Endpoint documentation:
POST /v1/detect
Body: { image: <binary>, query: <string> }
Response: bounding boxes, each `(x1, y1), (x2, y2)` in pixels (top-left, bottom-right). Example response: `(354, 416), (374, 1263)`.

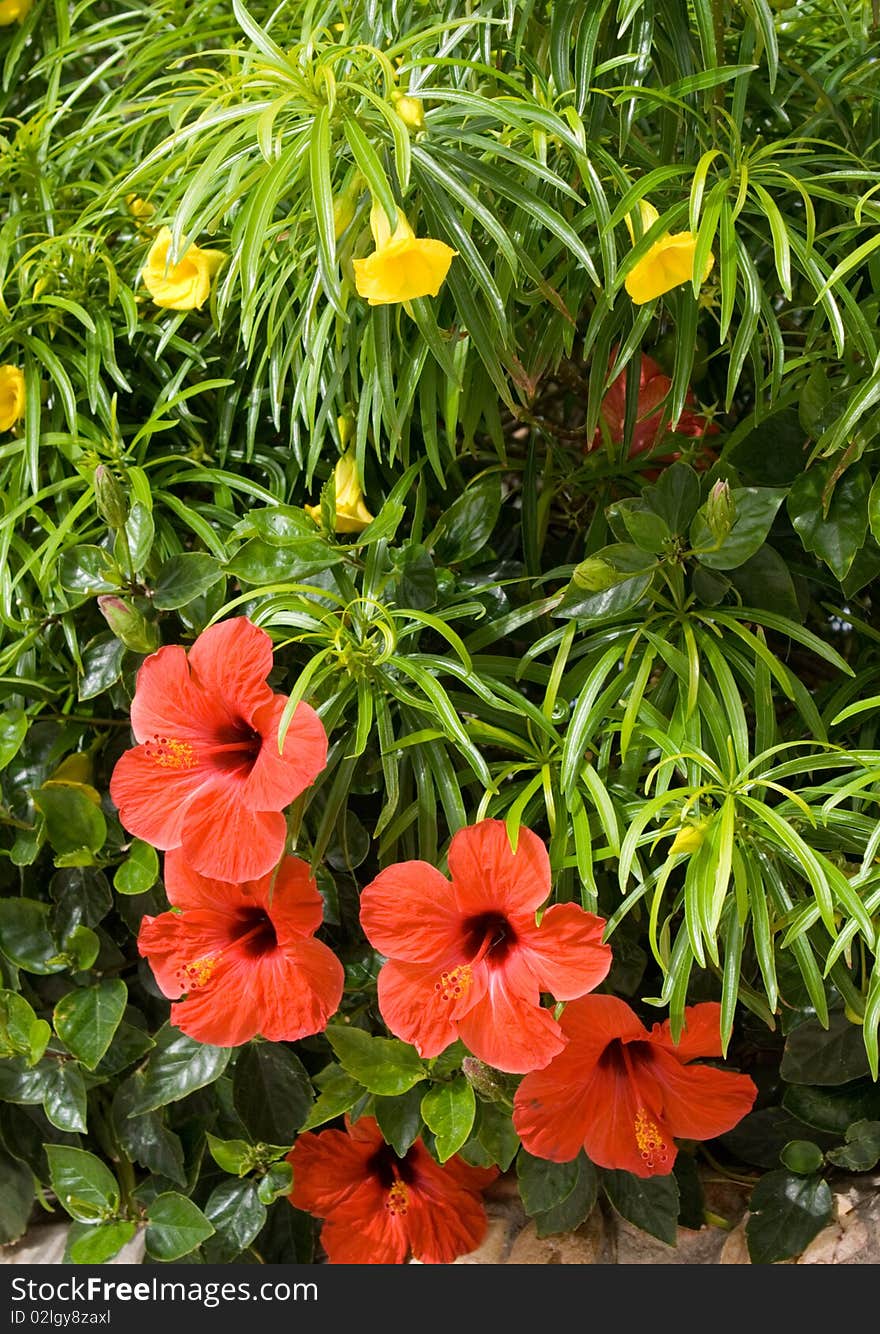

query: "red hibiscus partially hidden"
(288, 1118), (498, 1264)
(359, 819), (612, 1074)
(137, 850), (344, 1046)
(110, 617), (327, 883)
(588, 349), (717, 464)
(513, 996), (757, 1178)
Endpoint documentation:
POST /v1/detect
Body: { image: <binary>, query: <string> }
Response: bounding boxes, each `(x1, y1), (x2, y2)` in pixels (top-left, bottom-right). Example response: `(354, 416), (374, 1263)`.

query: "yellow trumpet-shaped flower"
(126, 194), (156, 222)
(668, 820), (707, 856)
(392, 91), (426, 132)
(624, 199), (714, 305)
(0, 0), (31, 25)
(140, 226), (225, 311)
(352, 204), (456, 306)
(0, 365), (25, 432)
(306, 449), (374, 534)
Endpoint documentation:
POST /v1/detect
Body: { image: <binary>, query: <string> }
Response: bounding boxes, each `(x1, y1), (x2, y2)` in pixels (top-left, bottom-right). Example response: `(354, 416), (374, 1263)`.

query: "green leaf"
(780, 1010), (871, 1086)
(746, 1170), (833, 1264)
(783, 1081), (880, 1135)
(206, 1134), (253, 1176)
(432, 477), (502, 564)
(145, 1192), (215, 1262)
(78, 636), (126, 701)
(96, 1021), (155, 1076)
(0, 709), (28, 771)
(0, 899), (66, 974)
(53, 981), (127, 1070)
(375, 1087), (424, 1157)
(691, 487), (786, 570)
(67, 1220), (137, 1265)
(779, 1140), (824, 1175)
(46, 1146), (119, 1223)
(225, 537), (337, 583)
(257, 1161), (293, 1204)
(326, 1026), (427, 1097)
(826, 1120), (880, 1172)
(232, 1042), (313, 1144)
(517, 1149), (579, 1216)
(298, 1063), (363, 1131)
(0, 989), (50, 1064)
(34, 786), (106, 858)
(112, 1079), (186, 1186)
(788, 462), (871, 581)
(42, 1062), (88, 1133)
(151, 553), (224, 610)
(602, 1168), (680, 1245)
(472, 1101), (520, 1171)
(642, 462), (702, 533)
(420, 1079), (476, 1162)
(726, 544), (801, 621)
(120, 1024), (231, 1116)
(0, 1148), (35, 1245)
(59, 545), (119, 595)
(532, 1154), (599, 1238)
(114, 840), (160, 895)
(203, 1179), (267, 1262)
(720, 1106), (835, 1170)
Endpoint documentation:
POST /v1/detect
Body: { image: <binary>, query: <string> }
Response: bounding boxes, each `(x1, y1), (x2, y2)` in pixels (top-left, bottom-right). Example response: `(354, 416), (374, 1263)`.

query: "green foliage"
(1, 0), (880, 1266)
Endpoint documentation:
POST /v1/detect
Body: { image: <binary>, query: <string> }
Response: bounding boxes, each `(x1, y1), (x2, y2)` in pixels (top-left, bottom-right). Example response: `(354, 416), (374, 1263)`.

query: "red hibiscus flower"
(137, 849), (344, 1046)
(588, 350), (717, 463)
(513, 996), (757, 1178)
(359, 820), (612, 1074)
(109, 617), (327, 883)
(288, 1118), (498, 1264)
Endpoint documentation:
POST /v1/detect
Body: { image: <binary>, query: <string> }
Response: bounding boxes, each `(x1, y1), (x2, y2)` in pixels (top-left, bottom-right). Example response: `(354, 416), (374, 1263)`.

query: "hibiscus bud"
(705, 480), (735, 545)
(94, 465), (129, 529)
(97, 596), (160, 654)
(462, 1056), (507, 1102)
(572, 556), (619, 592)
(392, 91), (425, 132)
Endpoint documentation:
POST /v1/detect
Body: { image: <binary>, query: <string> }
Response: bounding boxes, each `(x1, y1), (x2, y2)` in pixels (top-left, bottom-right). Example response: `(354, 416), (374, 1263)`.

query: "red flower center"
(366, 1142), (417, 1190)
(461, 911), (517, 968)
(229, 906), (278, 958)
(207, 719), (264, 775)
(597, 1037), (654, 1074)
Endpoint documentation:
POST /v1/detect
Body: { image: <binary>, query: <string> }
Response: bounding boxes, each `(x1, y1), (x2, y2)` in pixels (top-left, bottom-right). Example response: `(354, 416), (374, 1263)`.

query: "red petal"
(518, 904), (612, 1000)
(258, 856), (324, 940)
(167, 957), (261, 1046)
(406, 1151), (492, 1263)
(651, 1049), (757, 1140)
(251, 939), (344, 1041)
(579, 1063), (678, 1178)
(288, 1128), (377, 1216)
(513, 1059), (598, 1164)
(448, 821), (551, 920)
(376, 959), (461, 1059)
(137, 909), (226, 998)
(560, 993), (647, 1052)
(648, 1001), (725, 1062)
(359, 861), (461, 963)
(180, 784), (287, 882)
(162, 850), (257, 910)
(128, 645), (219, 743)
(239, 696), (327, 811)
(186, 617), (274, 724)
(109, 746), (206, 850)
(454, 981), (565, 1074)
(319, 1188), (409, 1264)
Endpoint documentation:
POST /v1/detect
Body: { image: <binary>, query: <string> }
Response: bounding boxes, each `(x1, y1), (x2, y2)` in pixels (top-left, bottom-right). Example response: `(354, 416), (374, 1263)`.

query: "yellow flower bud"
(624, 197), (714, 305)
(0, 365), (25, 432)
(0, 0), (32, 25)
(305, 449), (374, 534)
(669, 821), (706, 856)
(392, 92), (425, 132)
(352, 204), (456, 306)
(126, 194), (156, 221)
(140, 226), (225, 311)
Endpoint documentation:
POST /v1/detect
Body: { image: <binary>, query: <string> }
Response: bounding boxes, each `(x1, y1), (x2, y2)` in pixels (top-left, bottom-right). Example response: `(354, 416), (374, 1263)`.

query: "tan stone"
(506, 1208), (606, 1264)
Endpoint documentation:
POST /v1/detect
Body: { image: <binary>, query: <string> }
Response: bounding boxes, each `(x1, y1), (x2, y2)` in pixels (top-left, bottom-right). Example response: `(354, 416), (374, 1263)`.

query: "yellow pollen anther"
(386, 1181), (409, 1216)
(144, 734), (197, 769)
(634, 1107), (669, 1169)
(177, 956), (216, 991)
(433, 964), (473, 1004)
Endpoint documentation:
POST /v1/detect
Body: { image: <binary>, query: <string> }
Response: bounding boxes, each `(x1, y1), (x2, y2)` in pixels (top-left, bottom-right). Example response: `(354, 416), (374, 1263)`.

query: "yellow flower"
(126, 194), (156, 221)
(140, 226), (225, 311)
(306, 449), (374, 534)
(0, 0), (31, 25)
(352, 204), (456, 306)
(668, 820), (707, 856)
(0, 365), (25, 432)
(624, 199), (714, 305)
(392, 91), (425, 132)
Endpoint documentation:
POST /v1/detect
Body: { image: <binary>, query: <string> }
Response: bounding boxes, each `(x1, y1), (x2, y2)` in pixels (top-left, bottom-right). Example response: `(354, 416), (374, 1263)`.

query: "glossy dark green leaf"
(780, 1010), (871, 1085)
(0, 899), (66, 975)
(0, 989), (50, 1065)
(691, 487), (786, 570)
(233, 1042), (313, 1144)
(602, 1168), (680, 1245)
(533, 1154), (599, 1238)
(517, 1149), (580, 1216)
(78, 635), (126, 701)
(112, 1077), (186, 1186)
(151, 553), (224, 610)
(53, 981), (127, 1070)
(225, 538), (337, 584)
(0, 1148), (35, 1244)
(642, 462), (702, 533)
(720, 1106), (835, 1170)
(120, 1024), (231, 1115)
(374, 1086), (424, 1157)
(298, 1063), (363, 1132)
(203, 1178), (267, 1261)
(433, 477), (502, 564)
(59, 545), (119, 594)
(42, 1062), (88, 1133)
(746, 1170), (833, 1264)
(46, 1146), (119, 1222)
(782, 1080), (880, 1135)
(788, 462), (871, 581)
(420, 1078), (475, 1162)
(727, 544), (801, 621)
(145, 1192), (214, 1261)
(826, 1119), (880, 1171)
(0, 710), (28, 771)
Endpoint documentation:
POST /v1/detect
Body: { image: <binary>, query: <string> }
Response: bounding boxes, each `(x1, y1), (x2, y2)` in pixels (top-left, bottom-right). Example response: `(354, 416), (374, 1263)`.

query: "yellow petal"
(625, 231), (714, 304)
(353, 236), (457, 305)
(369, 202), (414, 249)
(0, 364), (25, 432)
(0, 0), (31, 24)
(624, 198), (660, 244)
(140, 226), (225, 310)
(332, 450), (374, 533)
(669, 822), (706, 856)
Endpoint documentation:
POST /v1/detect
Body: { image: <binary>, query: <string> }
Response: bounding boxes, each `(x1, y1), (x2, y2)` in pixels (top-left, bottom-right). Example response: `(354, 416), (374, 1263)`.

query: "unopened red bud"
(97, 596), (160, 654)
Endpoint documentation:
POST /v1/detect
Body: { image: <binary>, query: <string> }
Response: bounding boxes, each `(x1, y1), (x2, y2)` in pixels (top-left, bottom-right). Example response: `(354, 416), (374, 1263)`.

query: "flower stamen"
(433, 965), (473, 1004)
(385, 1181), (409, 1216)
(634, 1106), (669, 1170)
(143, 735), (197, 769)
